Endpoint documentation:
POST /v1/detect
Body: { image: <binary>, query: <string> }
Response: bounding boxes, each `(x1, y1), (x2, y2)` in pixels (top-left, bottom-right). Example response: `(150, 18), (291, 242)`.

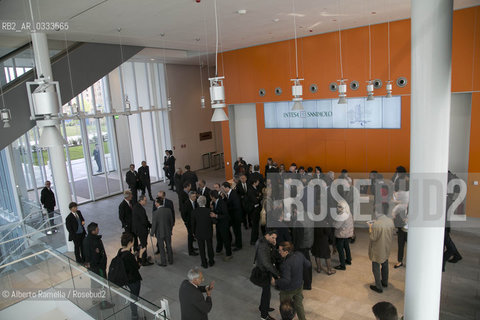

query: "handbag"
(260, 203), (267, 226)
(249, 266), (270, 287)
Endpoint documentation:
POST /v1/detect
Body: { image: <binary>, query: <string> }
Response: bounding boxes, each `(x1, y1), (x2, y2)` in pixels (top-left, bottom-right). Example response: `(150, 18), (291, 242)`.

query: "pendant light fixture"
(290, 0), (303, 110)
(198, 53), (206, 108)
(161, 33), (172, 111)
(366, 24), (375, 101)
(386, 16), (393, 98)
(336, 4), (347, 105)
(209, 0), (228, 122)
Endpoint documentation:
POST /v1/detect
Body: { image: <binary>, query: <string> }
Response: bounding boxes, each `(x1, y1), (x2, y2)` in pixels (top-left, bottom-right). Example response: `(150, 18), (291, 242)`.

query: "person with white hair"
(192, 196), (215, 268)
(179, 267), (215, 320)
(333, 200), (354, 271)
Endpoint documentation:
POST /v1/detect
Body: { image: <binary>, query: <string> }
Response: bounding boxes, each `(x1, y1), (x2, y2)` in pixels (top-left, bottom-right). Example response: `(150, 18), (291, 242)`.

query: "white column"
(404, 1), (453, 319)
(31, 32), (74, 251)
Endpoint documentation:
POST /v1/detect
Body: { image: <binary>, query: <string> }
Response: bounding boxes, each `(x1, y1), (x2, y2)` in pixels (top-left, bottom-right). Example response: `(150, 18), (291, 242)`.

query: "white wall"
(229, 103), (259, 168)
(449, 93), (472, 181)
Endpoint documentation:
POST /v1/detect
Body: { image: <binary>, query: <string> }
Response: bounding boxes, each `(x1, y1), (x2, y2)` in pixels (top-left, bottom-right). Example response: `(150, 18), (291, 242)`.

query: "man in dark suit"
(174, 168), (183, 194)
(197, 180), (211, 208)
(182, 165), (198, 192)
(154, 191), (175, 226)
(248, 178), (264, 245)
(192, 196), (215, 268)
(265, 157), (278, 175)
(119, 190), (138, 250)
(166, 150), (176, 190)
(138, 161), (154, 201)
(250, 165), (266, 189)
(40, 180), (57, 234)
(65, 202), (86, 263)
(181, 190), (199, 256)
(210, 190), (232, 261)
(93, 144), (102, 173)
(151, 198), (174, 266)
(233, 157), (247, 176)
(222, 182), (243, 251)
(235, 174), (250, 230)
(132, 195), (154, 266)
(179, 268), (214, 320)
(126, 164), (140, 202)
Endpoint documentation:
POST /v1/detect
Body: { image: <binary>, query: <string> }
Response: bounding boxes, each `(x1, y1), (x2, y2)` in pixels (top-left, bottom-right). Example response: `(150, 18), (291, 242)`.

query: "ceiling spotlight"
(200, 96), (206, 108)
(366, 80), (374, 101)
(273, 18), (280, 22)
(209, 76), (228, 122)
(337, 79), (347, 104)
(291, 78), (304, 110)
(386, 81), (393, 98)
(167, 97), (172, 111)
(0, 108), (11, 128)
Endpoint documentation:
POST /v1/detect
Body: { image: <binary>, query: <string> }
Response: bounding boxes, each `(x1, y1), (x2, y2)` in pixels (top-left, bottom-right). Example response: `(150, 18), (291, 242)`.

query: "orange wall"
(219, 7), (480, 216)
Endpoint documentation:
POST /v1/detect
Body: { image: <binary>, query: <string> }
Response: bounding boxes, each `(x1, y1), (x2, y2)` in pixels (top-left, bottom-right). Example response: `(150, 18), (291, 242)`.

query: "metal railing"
(0, 246), (170, 319)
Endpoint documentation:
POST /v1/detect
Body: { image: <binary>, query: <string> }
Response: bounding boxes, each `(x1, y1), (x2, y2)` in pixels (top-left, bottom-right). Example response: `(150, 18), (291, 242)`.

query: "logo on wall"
(283, 111), (333, 119)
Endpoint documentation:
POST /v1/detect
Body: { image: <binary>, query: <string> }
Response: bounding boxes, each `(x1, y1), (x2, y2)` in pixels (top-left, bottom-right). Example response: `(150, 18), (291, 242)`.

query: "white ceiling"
(1, 0), (479, 64)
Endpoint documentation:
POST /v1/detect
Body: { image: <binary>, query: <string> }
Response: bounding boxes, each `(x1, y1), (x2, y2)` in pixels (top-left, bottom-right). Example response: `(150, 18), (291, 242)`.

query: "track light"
(0, 108), (11, 128)
(386, 81), (393, 98)
(124, 95), (131, 112)
(200, 96), (206, 108)
(337, 79), (347, 104)
(291, 78), (304, 110)
(167, 97), (172, 111)
(366, 80), (374, 101)
(209, 76), (228, 122)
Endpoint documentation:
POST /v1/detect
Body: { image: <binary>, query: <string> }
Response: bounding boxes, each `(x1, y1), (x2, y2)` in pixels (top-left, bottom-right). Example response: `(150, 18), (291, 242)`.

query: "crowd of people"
(39, 152), (464, 320)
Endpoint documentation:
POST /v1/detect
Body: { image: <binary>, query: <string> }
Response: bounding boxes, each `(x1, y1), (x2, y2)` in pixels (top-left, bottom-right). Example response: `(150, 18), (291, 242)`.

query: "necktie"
(243, 183), (247, 192)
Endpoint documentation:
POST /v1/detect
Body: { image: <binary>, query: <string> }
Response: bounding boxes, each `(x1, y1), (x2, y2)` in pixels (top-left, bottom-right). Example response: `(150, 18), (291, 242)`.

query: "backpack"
(108, 250), (129, 287)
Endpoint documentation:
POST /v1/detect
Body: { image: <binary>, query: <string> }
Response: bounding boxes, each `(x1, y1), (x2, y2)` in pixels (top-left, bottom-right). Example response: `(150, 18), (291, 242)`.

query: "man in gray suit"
(150, 198), (174, 267)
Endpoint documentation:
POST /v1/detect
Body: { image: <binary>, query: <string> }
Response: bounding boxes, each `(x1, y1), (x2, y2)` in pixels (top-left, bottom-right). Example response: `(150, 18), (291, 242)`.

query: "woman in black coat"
(311, 224), (336, 275)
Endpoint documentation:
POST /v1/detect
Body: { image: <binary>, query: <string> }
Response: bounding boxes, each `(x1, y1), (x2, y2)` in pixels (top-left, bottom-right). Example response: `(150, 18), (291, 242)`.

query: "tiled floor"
(6, 167), (480, 319)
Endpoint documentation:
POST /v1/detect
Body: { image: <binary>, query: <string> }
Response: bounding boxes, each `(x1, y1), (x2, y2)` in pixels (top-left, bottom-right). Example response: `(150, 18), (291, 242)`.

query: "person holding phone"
(179, 267), (215, 320)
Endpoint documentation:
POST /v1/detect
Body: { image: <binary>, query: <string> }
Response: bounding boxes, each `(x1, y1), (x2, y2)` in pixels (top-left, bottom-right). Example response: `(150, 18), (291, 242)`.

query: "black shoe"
(201, 263), (208, 269)
(381, 282), (388, 288)
(394, 262), (404, 269)
(189, 252), (199, 256)
(209, 261), (215, 267)
(370, 285), (383, 293)
(233, 247), (242, 252)
(345, 260), (352, 265)
(261, 315), (276, 320)
(259, 307), (275, 313)
(334, 265), (346, 270)
(158, 263), (167, 267)
(448, 256), (462, 263)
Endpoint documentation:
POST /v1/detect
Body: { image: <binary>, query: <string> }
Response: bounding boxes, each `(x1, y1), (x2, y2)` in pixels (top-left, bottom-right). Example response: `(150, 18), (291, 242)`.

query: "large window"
(264, 96), (401, 129)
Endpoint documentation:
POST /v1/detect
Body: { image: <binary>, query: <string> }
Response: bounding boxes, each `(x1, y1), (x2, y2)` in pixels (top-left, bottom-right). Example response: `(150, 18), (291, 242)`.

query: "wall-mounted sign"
(264, 96), (401, 129)
(199, 131), (213, 141)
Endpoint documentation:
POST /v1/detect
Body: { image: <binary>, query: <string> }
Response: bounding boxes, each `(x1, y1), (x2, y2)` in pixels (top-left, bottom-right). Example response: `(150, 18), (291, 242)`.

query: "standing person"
(66, 202), (86, 263)
(182, 165), (198, 192)
(40, 180), (57, 235)
(174, 168), (183, 194)
(197, 180), (211, 208)
(118, 190), (138, 251)
(235, 174), (250, 229)
(181, 190), (199, 256)
(391, 190), (409, 269)
(292, 218), (314, 290)
(154, 191), (175, 226)
(210, 190), (232, 261)
(372, 301), (399, 320)
(151, 198), (174, 266)
(179, 267), (215, 320)
(138, 161), (154, 201)
(83, 222), (114, 310)
(265, 158), (276, 175)
(126, 164), (140, 202)
(248, 178), (263, 245)
(234, 156), (247, 176)
(192, 196), (215, 268)
(222, 182), (243, 251)
(333, 200), (354, 270)
(93, 144), (102, 173)
(132, 195), (154, 266)
(250, 165), (266, 189)
(163, 150), (171, 185)
(255, 230), (280, 320)
(368, 212), (395, 293)
(312, 224), (336, 275)
(167, 150), (176, 190)
(117, 232), (146, 320)
(273, 241), (311, 320)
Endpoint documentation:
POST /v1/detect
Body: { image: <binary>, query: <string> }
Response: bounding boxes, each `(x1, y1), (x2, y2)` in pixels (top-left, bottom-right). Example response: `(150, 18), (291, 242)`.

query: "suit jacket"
(119, 199), (133, 230)
(226, 189), (243, 220)
(40, 187), (56, 210)
(126, 170), (139, 188)
(212, 198), (229, 227)
(198, 187), (211, 207)
(235, 182), (249, 207)
(246, 185), (263, 213)
(249, 172), (266, 189)
(181, 170), (198, 191)
(132, 203), (151, 237)
(181, 198), (197, 224)
(179, 280), (212, 320)
(150, 207), (173, 239)
(165, 156), (176, 172)
(66, 211), (86, 241)
(178, 190), (190, 215)
(153, 198), (175, 225)
(191, 207), (214, 240)
(137, 166), (151, 184)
